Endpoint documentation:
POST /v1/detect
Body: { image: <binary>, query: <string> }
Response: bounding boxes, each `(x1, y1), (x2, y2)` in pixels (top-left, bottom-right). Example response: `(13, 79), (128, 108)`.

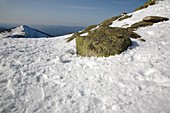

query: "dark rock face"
(118, 15), (132, 21)
(76, 27), (133, 57)
(142, 16), (169, 22)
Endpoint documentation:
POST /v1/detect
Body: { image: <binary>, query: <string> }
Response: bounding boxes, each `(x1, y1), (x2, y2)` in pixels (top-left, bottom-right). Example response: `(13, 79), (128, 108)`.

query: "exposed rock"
(121, 12), (128, 15)
(143, 16), (169, 22)
(99, 15), (122, 27)
(118, 15), (132, 21)
(128, 16), (169, 31)
(76, 27), (132, 57)
(128, 21), (154, 31)
(134, 0), (156, 11)
(139, 38), (146, 42)
(67, 25), (98, 42)
(67, 32), (79, 42)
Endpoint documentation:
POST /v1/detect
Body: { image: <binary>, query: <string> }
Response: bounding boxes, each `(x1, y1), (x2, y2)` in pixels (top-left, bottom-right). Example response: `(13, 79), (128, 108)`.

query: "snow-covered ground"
(0, 0), (170, 113)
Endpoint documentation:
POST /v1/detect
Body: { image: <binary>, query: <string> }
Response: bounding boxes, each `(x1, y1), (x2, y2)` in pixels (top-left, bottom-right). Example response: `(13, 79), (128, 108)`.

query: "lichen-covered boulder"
(76, 27), (132, 57)
(142, 16), (169, 22)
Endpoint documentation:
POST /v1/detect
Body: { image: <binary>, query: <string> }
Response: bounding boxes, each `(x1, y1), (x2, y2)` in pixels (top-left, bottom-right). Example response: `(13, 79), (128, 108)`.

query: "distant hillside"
(0, 25), (52, 38)
(0, 27), (7, 33)
(0, 23), (85, 36)
(34, 25), (85, 36)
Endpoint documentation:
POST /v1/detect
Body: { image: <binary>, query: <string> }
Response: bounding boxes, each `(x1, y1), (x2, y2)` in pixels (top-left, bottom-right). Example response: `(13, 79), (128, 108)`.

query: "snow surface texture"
(0, 0), (170, 113)
(0, 25), (51, 38)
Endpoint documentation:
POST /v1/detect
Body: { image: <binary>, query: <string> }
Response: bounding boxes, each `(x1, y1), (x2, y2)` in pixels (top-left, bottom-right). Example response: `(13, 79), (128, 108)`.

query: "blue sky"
(0, 0), (147, 26)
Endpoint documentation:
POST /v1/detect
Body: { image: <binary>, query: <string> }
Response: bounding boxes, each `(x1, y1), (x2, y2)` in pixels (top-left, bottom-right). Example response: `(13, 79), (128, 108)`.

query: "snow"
(91, 26), (99, 31)
(0, 0), (170, 113)
(80, 32), (88, 36)
(0, 25), (51, 38)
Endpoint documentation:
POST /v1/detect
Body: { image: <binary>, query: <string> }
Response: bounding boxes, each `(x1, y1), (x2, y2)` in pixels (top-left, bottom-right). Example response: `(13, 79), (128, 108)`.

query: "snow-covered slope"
(0, 0), (170, 113)
(110, 0), (170, 28)
(0, 25), (52, 38)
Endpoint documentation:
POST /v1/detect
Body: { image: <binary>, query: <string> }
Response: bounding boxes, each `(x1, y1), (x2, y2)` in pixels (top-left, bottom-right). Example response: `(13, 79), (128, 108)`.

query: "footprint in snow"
(59, 49), (75, 63)
(142, 68), (169, 84)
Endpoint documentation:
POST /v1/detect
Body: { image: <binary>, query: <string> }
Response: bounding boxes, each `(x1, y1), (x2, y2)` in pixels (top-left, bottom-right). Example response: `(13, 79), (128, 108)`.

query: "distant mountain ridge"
(0, 25), (52, 38)
(0, 27), (7, 33)
(0, 23), (85, 36)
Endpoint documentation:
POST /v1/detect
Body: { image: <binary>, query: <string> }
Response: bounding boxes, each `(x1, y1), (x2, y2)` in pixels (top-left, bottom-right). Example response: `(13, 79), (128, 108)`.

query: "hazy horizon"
(0, 23), (85, 36)
(0, 0), (148, 26)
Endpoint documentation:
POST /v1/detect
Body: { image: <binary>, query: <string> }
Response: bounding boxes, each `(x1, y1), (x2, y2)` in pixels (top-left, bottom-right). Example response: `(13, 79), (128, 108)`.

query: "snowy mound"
(0, 25), (52, 38)
(0, 0), (170, 113)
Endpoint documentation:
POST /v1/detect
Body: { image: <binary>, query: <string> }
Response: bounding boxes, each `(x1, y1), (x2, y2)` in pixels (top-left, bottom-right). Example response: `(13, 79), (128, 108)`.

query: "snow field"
(0, 0), (170, 113)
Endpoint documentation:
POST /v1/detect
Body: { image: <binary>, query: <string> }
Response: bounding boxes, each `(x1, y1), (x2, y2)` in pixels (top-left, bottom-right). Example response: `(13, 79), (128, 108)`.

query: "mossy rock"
(100, 15), (122, 27)
(135, 6), (144, 11)
(118, 15), (132, 21)
(67, 25), (98, 42)
(84, 25), (98, 32)
(143, 0), (156, 7)
(80, 24), (98, 35)
(76, 27), (133, 57)
(128, 16), (169, 31)
(67, 32), (79, 42)
(128, 21), (154, 31)
(107, 27), (141, 39)
(134, 0), (156, 11)
(143, 16), (169, 22)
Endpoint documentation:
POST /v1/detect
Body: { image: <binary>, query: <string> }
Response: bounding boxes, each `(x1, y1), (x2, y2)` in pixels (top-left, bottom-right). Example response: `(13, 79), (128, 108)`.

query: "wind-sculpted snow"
(0, 0), (170, 113)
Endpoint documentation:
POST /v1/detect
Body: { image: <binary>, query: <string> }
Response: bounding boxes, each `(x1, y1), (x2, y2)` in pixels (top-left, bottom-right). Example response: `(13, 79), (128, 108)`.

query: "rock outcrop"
(128, 16), (169, 31)
(142, 16), (169, 22)
(76, 27), (133, 57)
